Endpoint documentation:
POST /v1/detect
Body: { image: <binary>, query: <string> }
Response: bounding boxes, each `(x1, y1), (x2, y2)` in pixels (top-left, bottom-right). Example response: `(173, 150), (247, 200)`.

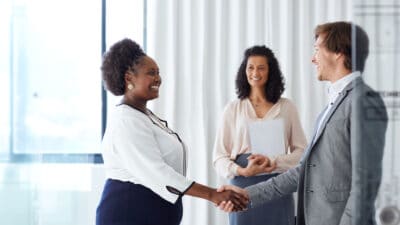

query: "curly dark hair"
(101, 38), (146, 96)
(235, 45), (285, 103)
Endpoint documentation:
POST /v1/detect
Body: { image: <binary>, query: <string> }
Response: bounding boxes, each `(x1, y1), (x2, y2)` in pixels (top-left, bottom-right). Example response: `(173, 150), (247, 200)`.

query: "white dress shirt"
(315, 71), (361, 135)
(101, 104), (193, 204)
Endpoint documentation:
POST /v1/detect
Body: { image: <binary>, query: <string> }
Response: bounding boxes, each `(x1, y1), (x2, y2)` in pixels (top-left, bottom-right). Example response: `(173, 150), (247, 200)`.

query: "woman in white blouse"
(213, 45), (307, 225)
(96, 39), (248, 225)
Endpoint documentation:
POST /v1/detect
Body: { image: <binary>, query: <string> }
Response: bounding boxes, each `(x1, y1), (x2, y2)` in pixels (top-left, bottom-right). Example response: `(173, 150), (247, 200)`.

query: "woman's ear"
(125, 72), (136, 89)
(125, 72), (132, 82)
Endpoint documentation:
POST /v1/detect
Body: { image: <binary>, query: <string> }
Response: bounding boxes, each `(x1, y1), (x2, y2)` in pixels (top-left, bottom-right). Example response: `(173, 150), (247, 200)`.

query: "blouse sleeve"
(111, 114), (194, 204)
(273, 100), (307, 173)
(212, 103), (239, 179)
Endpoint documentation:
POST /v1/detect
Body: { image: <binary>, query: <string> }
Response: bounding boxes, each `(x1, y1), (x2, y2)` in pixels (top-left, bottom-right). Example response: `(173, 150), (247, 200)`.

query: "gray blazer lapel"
(310, 78), (358, 148)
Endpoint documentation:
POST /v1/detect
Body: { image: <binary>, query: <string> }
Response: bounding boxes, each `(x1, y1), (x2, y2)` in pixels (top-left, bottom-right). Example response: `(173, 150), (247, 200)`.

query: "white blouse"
(101, 104), (193, 204)
(213, 98), (307, 179)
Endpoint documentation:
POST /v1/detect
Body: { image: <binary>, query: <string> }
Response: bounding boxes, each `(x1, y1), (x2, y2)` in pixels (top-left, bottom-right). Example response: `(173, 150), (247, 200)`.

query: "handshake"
(210, 154), (276, 212)
(190, 154), (274, 212)
(212, 185), (249, 212)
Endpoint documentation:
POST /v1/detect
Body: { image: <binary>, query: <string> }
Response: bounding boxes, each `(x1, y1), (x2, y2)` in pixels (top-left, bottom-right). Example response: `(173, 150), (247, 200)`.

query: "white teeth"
(252, 77), (261, 81)
(151, 86), (159, 90)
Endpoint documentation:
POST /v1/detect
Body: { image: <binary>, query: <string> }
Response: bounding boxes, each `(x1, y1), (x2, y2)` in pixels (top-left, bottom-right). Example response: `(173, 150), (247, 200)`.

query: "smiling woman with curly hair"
(213, 45), (307, 225)
(96, 38), (249, 225)
(235, 46), (285, 103)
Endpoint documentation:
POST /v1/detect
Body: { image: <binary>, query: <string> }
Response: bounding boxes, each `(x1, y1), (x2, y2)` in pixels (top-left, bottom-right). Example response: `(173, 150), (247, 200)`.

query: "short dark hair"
(315, 21), (369, 72)
(101, 38), (146, 96)
(235, 45), (285, 103)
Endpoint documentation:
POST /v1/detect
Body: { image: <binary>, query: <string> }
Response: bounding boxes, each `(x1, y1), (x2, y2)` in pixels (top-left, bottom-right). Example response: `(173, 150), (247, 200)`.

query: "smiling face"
(311, 34), (337, 82)
(127, 56), (162, 101)
(246, 55), (269, 88)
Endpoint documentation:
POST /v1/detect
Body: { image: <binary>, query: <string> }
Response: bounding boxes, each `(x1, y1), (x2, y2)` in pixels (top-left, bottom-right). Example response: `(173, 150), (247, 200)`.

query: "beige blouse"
(212, 97), (307, 179)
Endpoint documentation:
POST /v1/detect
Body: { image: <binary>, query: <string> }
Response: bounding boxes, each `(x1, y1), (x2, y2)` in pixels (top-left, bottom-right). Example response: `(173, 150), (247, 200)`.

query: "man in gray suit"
(218, 21), (388, 225)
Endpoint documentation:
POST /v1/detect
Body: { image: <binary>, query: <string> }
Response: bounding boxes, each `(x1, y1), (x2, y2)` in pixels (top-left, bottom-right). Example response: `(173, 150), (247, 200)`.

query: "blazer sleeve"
(245, 163), (300, 208)
(112, 115), (194, 204)
(340, 87), (388, 225)
(212, 103), (239, 179)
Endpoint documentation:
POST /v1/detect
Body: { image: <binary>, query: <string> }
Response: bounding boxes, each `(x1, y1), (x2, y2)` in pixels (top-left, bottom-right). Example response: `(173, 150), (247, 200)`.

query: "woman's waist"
(105, 169), (141, 184)
(102, 178), (183, 203)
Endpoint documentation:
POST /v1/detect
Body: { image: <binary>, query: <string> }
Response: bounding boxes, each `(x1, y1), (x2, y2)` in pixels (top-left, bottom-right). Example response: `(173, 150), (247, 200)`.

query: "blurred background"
(0, 0), (398, 224)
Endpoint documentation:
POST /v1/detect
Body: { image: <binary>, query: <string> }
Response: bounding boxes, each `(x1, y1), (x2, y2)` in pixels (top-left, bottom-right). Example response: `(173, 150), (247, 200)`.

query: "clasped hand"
(215, 185), (249, 212)
(238, 154), (276, 177)
(209, 187), (249, 212)
(209, 154), (276, 212)
(213, 154), (276, 212)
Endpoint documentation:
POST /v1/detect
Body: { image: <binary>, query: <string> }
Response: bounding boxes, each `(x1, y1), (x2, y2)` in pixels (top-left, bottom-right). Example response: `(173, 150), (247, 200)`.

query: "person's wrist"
(238, 167), (250, 177)
(208, 189), (218, 203)
(269, 156), (277, 164)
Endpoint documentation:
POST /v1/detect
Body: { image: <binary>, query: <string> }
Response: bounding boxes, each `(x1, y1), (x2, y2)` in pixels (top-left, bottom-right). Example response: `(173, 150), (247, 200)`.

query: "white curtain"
(146, 1), (352, 224)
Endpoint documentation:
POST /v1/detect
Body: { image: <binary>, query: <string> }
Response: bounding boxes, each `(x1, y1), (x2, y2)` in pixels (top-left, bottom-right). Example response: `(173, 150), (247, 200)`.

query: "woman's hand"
(184, 182), (248, 211)
(216, 185), (250, 212)
(209, 187), (249, 211)
(248, 154), (277, 173)
(237, 154), (276, 176)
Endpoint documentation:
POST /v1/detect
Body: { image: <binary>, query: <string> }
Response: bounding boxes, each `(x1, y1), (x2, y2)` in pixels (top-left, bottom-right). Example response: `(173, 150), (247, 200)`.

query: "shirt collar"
(327, 71), (361, 103)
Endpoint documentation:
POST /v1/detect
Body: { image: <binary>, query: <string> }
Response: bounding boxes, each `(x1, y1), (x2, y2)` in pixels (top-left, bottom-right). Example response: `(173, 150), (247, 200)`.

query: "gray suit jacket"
(246, 77), (388, 225)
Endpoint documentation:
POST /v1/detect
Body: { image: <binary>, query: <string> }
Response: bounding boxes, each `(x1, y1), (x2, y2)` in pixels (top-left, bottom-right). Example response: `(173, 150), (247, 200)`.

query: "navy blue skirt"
(229, 154), (295, 225)
(96, 179), (183, 225)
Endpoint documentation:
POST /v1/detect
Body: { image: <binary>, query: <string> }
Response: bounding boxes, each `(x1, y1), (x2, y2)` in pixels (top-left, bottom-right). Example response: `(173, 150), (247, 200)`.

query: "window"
(105, 0), (145, 121)
(0, 1), (145, 224)
(0, 0), (145, 162)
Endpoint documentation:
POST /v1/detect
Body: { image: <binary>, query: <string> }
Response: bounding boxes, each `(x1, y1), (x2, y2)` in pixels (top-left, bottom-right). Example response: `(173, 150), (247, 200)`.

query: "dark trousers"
(96, 179), (183, 225)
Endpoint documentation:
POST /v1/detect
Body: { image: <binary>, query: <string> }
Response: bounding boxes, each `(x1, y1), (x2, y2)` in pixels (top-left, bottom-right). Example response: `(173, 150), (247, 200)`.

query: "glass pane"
(0, 0), (12, 156)
(353, 0), (400, 224)
(8, 0), (102, 153)
(0, 1), (144, 225)
(0, 163), (104, 225)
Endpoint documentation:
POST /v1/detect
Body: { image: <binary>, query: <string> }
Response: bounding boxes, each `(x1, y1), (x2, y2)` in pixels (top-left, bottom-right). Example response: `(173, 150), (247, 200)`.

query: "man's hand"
(215, 185), (249, 212)
(209, 187), (249, 211)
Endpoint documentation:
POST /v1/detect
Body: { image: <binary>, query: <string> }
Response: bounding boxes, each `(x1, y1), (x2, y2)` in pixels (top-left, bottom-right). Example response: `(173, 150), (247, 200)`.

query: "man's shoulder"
(352, 79), (385, 106)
